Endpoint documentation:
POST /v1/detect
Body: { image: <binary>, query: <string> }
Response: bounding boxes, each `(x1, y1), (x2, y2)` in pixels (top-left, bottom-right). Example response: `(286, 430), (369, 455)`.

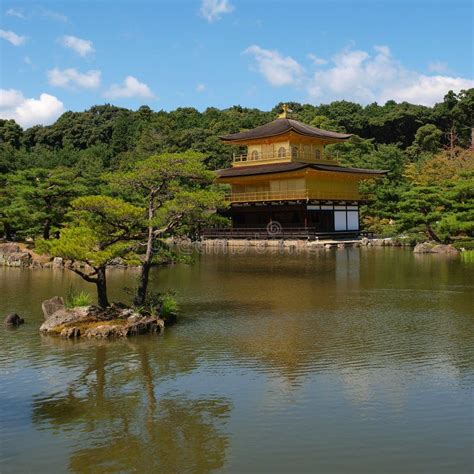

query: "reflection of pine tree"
(31, 343), (231, 473)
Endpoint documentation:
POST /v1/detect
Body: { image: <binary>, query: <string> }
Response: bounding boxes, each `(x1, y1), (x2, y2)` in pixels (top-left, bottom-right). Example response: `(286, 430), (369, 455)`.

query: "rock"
(413, 242), (435, 253)
(124, 317), (161, 336)
(0, 243), (33, 267)
(127, 313), (142, 323)
(84, 324), (125, 338)
(0, 243), (21, 254)
(41, 296), (65, 320)
(39, 307), (89, 334)
(431, 244), (459, 255)
(0, 251), (32, 267)
(4, 313), (24, 326)
(60, 327), (81, 338)
(52, 257), (64, 268)
(39, 302), (167, 338)
(414, 243), (459, 255)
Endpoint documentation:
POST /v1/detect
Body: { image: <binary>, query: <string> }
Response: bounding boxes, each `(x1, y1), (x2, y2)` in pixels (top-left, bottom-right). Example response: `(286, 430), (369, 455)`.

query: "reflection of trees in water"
(189, 251), (473, 391)
(32, 344), (231, 473)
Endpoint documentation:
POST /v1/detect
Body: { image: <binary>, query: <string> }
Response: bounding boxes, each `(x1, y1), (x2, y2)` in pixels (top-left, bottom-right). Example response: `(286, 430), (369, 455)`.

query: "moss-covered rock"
(40, 300), (170, 338)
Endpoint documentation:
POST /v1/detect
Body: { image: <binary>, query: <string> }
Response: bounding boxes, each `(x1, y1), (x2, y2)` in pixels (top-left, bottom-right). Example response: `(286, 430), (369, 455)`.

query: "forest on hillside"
(1, 89), (473, 246)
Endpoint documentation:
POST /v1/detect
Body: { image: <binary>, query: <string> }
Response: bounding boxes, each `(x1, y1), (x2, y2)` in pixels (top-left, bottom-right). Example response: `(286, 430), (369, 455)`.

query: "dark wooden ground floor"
(218, 201), (360, 233)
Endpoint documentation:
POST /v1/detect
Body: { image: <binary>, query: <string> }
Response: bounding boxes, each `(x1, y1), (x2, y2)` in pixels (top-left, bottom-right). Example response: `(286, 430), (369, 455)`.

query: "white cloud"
(309, 45), (474, 105)
(196, 83), (206, 92)
(6, 8), (26, 19)
(0, 29), (26, 46)
(41, 9), (68, 22)
(244, 45), (304, 87)
(200, 0), (234, 22)
(47, 68), (101, 89)
(0, 89), (65, 128)
(428, 61), (450, 74)
(307, 53), (327, 66)
(380, 75), (474, 105)
(104, 76), (155, 99)
(373, 45), (390, 56)
(246, 43), (474, 106)
(59, 35), (94, 57)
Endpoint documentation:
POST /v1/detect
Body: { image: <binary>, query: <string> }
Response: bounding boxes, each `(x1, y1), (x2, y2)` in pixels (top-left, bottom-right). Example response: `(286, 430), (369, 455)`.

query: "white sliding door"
(347, 211), (359, 231)
(334, 211), (347, 231)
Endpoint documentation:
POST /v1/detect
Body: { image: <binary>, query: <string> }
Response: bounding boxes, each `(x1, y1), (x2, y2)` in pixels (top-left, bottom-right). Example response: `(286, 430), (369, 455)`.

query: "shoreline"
(0, 237), (462, 270)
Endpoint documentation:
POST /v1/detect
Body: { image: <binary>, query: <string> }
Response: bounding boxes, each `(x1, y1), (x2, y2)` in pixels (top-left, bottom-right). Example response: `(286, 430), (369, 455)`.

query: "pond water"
(0, 248), (473, 473)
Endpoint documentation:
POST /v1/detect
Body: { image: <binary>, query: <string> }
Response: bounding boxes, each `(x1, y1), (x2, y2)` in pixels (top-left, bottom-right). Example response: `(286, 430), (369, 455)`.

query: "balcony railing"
(225, 189), (369, 203)
(233, 148), (325, 164)
(201, 227), (369, 240)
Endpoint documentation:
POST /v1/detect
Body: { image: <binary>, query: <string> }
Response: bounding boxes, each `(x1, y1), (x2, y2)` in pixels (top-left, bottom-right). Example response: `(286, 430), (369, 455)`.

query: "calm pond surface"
(0, 248), (473, 473)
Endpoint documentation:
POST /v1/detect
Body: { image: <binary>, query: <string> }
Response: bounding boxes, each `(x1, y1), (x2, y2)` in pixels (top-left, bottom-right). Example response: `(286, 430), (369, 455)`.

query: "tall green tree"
(406, 124), (443, 158)
(39, 196), (143, 307)
(107, 152), (225, 307)
(6, 167), (86, 239)
(398, 185), (447, 241)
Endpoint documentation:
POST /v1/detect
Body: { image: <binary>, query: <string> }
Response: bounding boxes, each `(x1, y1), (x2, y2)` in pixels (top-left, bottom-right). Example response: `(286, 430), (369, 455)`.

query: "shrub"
(452, 240), (474, 251)
(160, 293), (179, 318)
(392, 233), (426, 246)
(134, 291), (179, 318)
(65, 286), (92, 308)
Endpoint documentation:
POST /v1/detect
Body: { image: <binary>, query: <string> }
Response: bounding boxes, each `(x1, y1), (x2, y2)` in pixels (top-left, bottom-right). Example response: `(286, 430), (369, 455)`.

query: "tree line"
(0, 90), (473, 304)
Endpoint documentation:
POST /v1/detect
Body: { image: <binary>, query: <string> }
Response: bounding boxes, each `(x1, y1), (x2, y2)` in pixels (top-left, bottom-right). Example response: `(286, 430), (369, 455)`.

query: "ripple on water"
(0, 249), (473, 473)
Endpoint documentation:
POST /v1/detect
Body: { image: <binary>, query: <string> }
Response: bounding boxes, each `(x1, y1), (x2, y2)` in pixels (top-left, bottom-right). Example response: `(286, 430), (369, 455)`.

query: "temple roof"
(220, 118), (352, 143)
(217, 162), (388, 178)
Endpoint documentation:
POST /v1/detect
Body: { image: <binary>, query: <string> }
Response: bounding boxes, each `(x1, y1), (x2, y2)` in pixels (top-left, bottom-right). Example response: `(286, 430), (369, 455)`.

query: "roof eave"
(219, 129), (352, 144)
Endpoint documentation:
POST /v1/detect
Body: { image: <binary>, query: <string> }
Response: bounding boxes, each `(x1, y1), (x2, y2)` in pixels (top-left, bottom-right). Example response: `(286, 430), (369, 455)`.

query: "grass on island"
(65, 287), (93, 308)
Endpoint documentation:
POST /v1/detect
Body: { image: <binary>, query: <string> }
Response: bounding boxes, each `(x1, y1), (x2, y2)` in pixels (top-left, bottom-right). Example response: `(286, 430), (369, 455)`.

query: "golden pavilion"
(215, 106), (387, 237)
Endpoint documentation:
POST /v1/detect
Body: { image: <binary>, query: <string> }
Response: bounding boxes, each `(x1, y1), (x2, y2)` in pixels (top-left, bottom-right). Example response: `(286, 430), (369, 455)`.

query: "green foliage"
(0, 119), (23, 148)
(1, 91), (473, 245)
(309, 115), (344, 132)
(160, 293), (179, 318)
(135, 291), (179, 318)
(37, 195), (145, 307)
(65, 287), (93, 308)
(0, 167), (87, 239)
(107, 151), (226, 238)
(406, 124), (443, 158)
(39, 195), (144, 267)
(398, 185), (448, 241)
(452, 240), (474, 251)
(460, 250), (474, 263)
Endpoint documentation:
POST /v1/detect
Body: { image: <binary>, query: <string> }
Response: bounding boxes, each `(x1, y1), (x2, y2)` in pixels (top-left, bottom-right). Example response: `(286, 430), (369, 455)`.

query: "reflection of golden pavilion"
(216, 106), (387, 236)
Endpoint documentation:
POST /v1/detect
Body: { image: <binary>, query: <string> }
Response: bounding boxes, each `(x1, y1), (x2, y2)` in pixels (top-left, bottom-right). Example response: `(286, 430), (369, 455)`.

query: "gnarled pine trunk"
(95, 267), (109, 308)
(134, 225), (154, 307)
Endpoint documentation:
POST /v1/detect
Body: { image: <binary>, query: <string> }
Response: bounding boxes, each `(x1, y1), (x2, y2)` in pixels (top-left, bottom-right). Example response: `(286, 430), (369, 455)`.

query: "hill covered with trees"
(1, 89), (473, 244)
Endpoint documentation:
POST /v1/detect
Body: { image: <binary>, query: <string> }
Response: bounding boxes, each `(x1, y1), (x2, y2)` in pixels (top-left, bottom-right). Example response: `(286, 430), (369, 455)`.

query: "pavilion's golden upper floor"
(220, 117), (352, 167)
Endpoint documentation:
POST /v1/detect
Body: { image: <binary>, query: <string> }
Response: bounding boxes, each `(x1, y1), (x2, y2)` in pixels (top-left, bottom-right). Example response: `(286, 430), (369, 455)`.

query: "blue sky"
(1, 0), (473, 128)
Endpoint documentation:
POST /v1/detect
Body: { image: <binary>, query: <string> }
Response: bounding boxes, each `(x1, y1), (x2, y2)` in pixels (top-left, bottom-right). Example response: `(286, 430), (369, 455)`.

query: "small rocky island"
(40, 296), (174, 339)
